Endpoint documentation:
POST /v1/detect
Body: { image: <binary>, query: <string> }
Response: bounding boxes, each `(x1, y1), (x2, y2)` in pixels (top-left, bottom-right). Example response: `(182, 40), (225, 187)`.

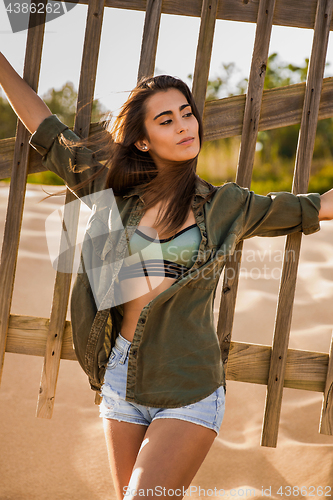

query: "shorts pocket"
(106, 347), (123, 370)
(216, 386), (226, 409)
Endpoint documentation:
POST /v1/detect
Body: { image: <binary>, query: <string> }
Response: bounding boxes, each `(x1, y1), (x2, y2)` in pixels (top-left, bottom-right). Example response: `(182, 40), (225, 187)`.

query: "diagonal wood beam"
(0, 3), (47, 387)
(3, 77), (333, 181)
(217, 0), (278, 379)
(261, 0), (333, 448)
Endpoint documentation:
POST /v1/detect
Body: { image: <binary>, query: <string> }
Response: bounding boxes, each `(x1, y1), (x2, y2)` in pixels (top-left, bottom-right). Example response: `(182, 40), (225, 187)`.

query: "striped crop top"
(118, 223), (202, 281)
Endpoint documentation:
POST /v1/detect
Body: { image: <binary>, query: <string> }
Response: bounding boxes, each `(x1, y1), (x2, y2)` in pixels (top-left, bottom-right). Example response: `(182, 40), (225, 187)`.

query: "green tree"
(255, 55), (333, 194)
(256, 53), (308, 165)
(188, 62), (248, 101)
(263, 52), (309, 89)
(42, 82), (105, 128)
(196, 54), (333, 194)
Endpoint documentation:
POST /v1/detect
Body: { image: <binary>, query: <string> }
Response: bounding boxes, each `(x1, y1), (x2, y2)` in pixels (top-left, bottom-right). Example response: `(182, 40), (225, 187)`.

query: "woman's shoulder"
(208, 180), (249, 200)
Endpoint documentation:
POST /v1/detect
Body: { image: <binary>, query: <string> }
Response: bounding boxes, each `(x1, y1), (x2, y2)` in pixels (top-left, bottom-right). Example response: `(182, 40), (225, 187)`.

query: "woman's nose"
(176, 118), (186, 134)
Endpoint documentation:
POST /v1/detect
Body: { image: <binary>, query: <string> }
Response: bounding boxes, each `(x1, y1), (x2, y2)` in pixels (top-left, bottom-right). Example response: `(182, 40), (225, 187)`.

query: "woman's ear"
(134, 140), (149, 152)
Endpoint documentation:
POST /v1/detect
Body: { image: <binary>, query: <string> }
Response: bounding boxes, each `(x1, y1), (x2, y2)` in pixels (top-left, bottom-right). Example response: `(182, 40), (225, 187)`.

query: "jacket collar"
(122, 176), (214, 203)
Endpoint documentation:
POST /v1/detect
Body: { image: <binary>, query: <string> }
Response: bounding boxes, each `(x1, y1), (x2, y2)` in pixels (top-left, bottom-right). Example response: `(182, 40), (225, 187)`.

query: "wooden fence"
(0, 0), (333, 448)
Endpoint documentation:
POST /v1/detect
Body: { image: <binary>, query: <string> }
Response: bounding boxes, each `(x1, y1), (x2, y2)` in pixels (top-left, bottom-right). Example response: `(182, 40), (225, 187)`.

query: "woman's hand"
(0, 52), (52, 134)
(319, 188), (333, 221)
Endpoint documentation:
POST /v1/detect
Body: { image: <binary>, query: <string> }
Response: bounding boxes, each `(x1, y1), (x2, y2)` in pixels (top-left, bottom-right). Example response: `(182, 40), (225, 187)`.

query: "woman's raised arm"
(319, 188), (333, 221)
(0, 52), (52, 134)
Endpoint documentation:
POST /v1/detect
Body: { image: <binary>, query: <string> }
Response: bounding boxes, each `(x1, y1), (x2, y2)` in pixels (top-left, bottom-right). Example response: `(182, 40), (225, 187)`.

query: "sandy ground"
(0, 182), (333, 500)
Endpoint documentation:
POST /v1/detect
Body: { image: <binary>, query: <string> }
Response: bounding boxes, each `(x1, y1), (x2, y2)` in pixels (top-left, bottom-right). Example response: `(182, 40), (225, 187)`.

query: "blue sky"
(1, 2), (333, 115)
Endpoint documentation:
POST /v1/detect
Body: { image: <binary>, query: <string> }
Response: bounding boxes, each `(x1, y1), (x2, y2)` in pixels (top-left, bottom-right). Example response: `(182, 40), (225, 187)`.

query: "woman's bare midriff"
(119, 203), (197, 342)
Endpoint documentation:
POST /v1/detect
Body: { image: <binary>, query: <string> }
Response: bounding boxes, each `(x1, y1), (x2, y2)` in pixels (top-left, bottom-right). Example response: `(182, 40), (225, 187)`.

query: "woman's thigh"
(100, 335), (223, 498)
(125, 418), (217, 500)
(103, 418), (148, 500)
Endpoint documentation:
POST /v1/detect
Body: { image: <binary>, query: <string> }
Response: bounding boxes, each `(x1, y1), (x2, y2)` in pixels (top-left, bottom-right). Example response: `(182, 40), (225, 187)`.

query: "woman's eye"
(160, 112), (192, 125)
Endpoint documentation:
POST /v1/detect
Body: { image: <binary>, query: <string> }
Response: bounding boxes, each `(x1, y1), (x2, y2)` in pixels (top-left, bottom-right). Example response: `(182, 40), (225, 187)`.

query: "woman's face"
(135, 88), (200, 169)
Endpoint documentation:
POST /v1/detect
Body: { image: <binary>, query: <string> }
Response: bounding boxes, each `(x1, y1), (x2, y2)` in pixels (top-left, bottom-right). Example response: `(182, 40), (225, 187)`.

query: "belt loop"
(121, 347), (127, 363)
(119, 337), (131, 364)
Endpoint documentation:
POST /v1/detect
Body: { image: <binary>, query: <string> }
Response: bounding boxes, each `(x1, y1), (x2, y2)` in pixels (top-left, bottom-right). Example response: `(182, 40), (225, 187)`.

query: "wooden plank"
(191, 0), (219, 118)
(319, 330), (333, 434)
(227, 342), (329, 393)
(5, 317), (329, 392)
(261, 0), (333, 449)
(203, 78), (331, 141)
(260, 233), (302, 445)
(36, 0), (105, 419)
(217, 258), (242, 365)
(137, 0), (163, 81)
(3, 77), (333, 180)
(194, 0), (231, 361)
(6, 315), (76, 360)
(64, 0), (333, 31)
(0, 138), (16, 179)
(36, 189), (80, 418)
(217, 0), (277, 371)
(76, 1), (106, 139)
(237, 0), (277, 186)
(0, 122), (105, 179)
(0, 3), (47, 386)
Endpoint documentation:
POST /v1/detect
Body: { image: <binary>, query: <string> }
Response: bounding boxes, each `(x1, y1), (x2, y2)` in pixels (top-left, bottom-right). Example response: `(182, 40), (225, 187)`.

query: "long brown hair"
(66, 75), (217, 237)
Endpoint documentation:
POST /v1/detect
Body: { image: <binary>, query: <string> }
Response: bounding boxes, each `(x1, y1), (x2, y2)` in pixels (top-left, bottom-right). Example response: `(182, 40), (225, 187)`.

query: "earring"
(142, 145), (148, 151)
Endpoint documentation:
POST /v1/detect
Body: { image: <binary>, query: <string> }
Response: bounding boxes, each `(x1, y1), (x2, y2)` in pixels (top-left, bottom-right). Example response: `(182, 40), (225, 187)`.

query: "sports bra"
(118, 223), (202, 281)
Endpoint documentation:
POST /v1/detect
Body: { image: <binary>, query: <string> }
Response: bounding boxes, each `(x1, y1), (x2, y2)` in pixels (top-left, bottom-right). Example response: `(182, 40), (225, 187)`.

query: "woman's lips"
(177, 137), (195, 145)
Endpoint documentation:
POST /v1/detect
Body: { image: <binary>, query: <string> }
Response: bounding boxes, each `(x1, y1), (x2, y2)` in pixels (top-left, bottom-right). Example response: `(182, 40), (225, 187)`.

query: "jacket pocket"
(86, 214), (115, 261)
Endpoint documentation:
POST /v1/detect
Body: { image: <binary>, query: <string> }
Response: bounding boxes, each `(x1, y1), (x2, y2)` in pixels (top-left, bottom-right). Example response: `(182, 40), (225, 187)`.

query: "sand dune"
(0, 182), (332, 499)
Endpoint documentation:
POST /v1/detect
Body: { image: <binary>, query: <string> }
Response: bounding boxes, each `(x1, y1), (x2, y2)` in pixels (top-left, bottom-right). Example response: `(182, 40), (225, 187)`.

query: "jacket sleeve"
(29, 114), (108, 204)
(238, 186), (321, 239)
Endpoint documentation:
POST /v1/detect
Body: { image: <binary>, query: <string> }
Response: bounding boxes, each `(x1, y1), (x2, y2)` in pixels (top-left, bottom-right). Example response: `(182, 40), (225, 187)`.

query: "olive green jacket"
(29, 115), (321, 408)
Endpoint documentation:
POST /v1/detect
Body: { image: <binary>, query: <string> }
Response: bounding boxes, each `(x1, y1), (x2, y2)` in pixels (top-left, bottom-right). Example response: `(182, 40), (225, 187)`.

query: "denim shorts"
(99, 333), (226, 436)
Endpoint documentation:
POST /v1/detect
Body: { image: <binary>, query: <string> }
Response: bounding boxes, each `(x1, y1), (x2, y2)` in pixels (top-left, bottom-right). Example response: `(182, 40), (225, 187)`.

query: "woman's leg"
(103, 418), (148, 500)
(125, 418), (217, 499)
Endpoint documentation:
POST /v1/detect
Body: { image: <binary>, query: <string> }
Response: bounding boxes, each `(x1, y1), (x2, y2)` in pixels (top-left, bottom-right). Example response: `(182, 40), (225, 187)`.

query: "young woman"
(1, 52), (333, 500)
